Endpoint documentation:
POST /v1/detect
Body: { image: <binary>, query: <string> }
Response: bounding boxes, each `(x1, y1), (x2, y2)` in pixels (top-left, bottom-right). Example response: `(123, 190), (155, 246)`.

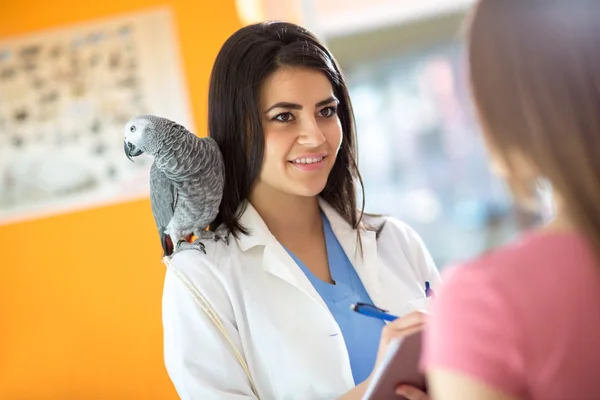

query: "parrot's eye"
(130, 125), (136, 133)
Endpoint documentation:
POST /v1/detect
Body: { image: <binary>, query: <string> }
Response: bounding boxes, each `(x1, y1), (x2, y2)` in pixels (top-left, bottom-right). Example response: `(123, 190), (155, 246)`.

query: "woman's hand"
(373, 311), (430, 400)
(337, 311), (430, 400)
(395, 384), (429, 400)
(373, 311), (424, 368)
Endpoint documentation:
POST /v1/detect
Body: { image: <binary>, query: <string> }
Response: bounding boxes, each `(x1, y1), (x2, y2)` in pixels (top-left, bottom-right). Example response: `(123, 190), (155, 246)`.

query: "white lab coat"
(162, 198), (442, 400)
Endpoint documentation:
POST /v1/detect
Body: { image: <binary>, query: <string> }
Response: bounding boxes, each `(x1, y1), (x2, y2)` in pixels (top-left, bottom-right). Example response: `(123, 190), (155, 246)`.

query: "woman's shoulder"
(165, 232), (239, 284)
(363, 212), (426, 248)
(362, 212), (439, 282)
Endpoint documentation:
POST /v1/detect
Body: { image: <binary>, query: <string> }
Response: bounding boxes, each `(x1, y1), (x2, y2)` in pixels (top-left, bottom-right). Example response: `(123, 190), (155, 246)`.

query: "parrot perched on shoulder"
(123, 114), (227, 257)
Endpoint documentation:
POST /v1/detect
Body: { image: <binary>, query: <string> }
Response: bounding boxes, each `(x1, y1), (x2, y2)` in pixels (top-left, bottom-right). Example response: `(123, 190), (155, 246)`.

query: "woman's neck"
(542, 193), (575, 233)
(543, 212), (575, 233)
(248, 187), (323, 238)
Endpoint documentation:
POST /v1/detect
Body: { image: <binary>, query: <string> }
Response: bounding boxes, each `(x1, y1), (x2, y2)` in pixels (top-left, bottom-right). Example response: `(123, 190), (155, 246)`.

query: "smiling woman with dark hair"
(161, 21), (440, 400)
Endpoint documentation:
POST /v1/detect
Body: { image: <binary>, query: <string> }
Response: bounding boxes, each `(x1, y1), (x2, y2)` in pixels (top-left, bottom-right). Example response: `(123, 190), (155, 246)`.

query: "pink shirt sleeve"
(420, 264), (527, 397)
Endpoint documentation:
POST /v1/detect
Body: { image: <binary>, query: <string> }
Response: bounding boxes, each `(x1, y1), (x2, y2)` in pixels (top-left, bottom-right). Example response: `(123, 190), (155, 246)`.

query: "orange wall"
(0, 1), (241, 398)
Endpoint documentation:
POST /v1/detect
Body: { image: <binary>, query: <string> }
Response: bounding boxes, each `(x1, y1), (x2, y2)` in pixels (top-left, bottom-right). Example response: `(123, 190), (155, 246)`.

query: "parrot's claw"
(197, 230), (229, 246)
(175, 239), (206, 254)
(173, 231), (229, 255)
(210, 232), (229, 245)
(192, 239), (207, 254)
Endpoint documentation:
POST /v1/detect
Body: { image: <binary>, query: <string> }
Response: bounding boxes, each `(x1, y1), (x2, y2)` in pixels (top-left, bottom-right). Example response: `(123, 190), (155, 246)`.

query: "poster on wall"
(0, 7), (194, 226)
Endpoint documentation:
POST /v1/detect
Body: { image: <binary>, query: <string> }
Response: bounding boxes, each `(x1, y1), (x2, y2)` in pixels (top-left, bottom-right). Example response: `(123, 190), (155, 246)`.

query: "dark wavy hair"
(208, 21), (370, 238)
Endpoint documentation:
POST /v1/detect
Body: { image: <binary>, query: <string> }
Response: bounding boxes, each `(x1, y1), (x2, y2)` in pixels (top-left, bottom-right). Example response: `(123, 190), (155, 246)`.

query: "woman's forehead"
(260, 67), (334, 106)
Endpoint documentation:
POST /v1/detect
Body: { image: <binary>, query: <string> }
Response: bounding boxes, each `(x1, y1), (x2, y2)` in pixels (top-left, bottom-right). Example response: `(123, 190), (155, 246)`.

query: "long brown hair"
(467, 0), (600, 258)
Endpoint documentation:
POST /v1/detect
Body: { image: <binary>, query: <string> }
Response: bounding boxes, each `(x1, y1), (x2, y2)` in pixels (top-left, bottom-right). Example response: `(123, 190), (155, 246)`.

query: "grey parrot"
(123, 114), (227, 257)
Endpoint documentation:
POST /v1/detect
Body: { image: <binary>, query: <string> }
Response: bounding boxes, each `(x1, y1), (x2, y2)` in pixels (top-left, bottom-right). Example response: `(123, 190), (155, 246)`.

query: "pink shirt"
(421, 231), (600, 400)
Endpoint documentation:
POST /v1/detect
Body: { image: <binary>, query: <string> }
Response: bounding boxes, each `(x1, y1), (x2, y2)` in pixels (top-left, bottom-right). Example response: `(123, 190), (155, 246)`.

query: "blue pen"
(351, 302), (399, 322)
(425, 281), (435, 298)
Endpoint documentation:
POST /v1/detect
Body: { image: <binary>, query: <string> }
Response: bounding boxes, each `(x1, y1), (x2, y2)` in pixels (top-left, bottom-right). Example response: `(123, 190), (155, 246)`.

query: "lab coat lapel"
(319, 199), (389, 311)
(261, 243), (329, 310)
(237, 202), (329, 310)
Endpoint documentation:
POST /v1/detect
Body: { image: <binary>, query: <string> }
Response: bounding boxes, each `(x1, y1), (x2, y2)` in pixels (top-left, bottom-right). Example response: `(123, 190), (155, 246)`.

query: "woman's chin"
(289, 180), (328, 198)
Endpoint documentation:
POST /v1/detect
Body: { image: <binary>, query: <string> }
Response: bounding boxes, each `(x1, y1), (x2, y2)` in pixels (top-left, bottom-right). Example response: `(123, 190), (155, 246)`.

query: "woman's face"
(252, 66), (343, 199)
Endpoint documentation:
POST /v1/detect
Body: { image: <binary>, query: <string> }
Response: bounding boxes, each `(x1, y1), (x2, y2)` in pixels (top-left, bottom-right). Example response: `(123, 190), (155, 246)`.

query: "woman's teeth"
(292, 157), (323, 164)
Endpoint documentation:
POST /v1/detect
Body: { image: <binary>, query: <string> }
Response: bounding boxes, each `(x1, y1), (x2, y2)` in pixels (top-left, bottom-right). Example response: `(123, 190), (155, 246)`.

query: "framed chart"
(0, 7), (193, 225)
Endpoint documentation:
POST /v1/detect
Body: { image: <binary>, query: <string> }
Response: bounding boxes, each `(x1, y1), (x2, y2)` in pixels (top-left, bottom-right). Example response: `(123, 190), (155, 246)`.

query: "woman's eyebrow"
(264, 96), (338, 113)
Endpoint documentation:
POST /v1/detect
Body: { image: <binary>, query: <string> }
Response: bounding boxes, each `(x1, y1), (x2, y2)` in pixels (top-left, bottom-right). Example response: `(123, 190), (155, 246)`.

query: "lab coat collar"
(235, 198), (368, 251)
(235, 198), (386, 312)
(236, 201), (275, 252)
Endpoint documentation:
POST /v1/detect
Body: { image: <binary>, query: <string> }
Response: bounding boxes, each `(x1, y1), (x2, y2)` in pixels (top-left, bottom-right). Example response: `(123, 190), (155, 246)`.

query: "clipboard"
(363, 331), (427, 400)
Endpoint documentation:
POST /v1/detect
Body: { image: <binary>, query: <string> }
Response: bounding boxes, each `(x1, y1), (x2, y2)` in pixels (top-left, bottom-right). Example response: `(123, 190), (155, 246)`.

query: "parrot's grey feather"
(149, 163), (177, 255)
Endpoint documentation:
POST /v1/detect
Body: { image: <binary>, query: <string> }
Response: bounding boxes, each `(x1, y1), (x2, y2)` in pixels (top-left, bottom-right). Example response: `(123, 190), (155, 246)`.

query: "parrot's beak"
(124, 141), (143, 161)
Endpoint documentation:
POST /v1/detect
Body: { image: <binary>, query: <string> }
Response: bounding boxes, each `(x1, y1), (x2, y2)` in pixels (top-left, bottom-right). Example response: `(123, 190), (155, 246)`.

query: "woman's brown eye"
(320, 107), (337, 117)
(275, 113), (292, 122)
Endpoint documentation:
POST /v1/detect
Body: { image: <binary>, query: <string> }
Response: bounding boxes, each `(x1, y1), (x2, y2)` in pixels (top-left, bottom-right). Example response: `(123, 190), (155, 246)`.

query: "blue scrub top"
(283, 213), (385, 384)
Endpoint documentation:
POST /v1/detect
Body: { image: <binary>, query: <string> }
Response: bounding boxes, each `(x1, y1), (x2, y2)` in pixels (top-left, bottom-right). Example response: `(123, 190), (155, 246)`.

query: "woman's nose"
(297, 118), (326, 146)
